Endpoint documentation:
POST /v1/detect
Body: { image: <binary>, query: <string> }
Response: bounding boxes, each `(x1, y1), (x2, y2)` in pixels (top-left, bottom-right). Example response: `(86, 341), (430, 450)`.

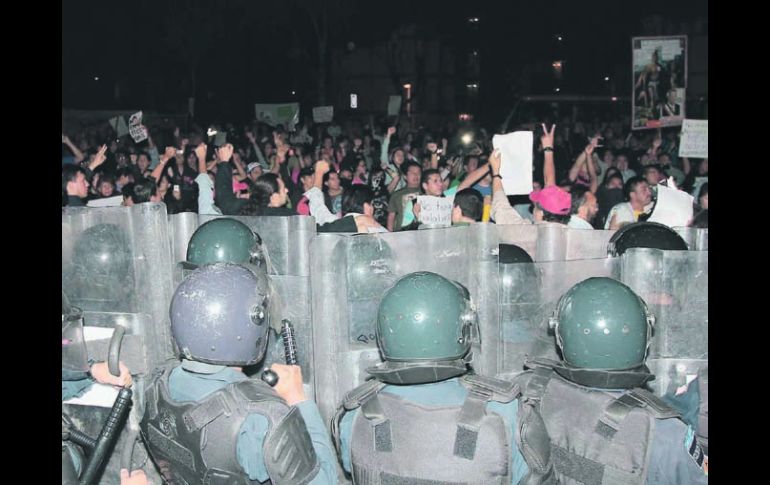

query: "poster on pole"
(128, 111), (148, 143)
(678, 119), (708, 158)
(312, 106), (334, 123)
(254, 103), (300, 130)
(631, 36), (687, 130)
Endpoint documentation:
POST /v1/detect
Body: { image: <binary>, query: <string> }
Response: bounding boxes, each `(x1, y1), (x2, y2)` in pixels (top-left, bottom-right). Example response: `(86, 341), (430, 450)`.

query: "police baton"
(261, 319), (297, 387)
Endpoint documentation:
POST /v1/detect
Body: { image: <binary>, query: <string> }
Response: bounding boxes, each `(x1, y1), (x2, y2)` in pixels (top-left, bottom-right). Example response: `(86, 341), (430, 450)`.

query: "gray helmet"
(367, 271), (478, 384)
(550, 277), (655, 370)
(170, 263), (271, 366)
(62, 291), (88, 374)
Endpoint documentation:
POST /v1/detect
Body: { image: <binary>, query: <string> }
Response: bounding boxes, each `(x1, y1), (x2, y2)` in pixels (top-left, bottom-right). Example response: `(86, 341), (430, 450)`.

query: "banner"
(254, 103), (300, 129)
(312, 106), (334, 123)
(678, 119), (708, 158)
(128, 111), (148, 143)
(492, 131), (534, 195)
(631, 36), (687, 130)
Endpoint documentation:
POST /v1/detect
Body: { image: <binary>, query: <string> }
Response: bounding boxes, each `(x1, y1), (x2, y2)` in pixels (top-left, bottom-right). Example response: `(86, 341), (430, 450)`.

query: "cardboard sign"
(312, 106), (334, 123)
(128, 111), (148, 143)
(649, 183), (694, 228)
(387, 95), (402, 116)
(678, 119), (708, 158)
(492, 131), (534, 195)
(417, 195), (454, 227)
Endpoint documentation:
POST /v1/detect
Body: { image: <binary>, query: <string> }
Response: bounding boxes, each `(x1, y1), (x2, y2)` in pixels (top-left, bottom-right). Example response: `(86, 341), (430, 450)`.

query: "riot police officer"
(140, 263), (337, 484)
(515, 277), (708, 484)
(333, 271), (555, 484)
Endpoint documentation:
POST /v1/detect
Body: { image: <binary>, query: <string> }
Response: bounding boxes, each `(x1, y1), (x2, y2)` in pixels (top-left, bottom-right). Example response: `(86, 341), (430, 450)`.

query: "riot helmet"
(62, 291), (89, 374)
(498, 243), (534, 264)
(368, 271), (478, 384)
(185, 218), (266, 269)
(170, 263), (271, 366)
(550, 277), (655, 370)
(608, 221), (688, 256)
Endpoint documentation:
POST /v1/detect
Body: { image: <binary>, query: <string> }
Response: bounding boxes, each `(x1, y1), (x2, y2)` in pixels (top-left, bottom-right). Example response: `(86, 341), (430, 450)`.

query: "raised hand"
(194, 143), (207, 163)
(92, 144), (108, 168)
(541, 123), (556, 149)
(386, 126), (397, 137)
(216, 143), (234, 162)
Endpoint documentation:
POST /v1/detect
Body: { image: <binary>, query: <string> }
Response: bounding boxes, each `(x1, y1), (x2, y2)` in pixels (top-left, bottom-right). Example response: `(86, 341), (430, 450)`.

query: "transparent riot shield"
(619, 248), (708, 397)
(311, 225), (499, 423)
(673, 227), (709, 251)
(497, 224), (538, 261)
(565, 228), (615, 260)
(63, 203), (176, 485)
(496, 257), (621, 380)
(168, 214), (317, 392)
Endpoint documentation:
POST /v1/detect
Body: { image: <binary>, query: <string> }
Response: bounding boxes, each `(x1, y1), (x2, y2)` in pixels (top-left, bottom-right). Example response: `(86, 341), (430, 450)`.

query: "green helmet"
(550, 277), (655, 370)
(368, 271), (478, 384)
(186, 218), (265, 269)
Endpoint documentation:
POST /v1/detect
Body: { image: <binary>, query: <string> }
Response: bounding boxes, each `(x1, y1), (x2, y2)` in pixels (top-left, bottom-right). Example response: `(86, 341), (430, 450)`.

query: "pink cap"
(529, 186), (572, 215)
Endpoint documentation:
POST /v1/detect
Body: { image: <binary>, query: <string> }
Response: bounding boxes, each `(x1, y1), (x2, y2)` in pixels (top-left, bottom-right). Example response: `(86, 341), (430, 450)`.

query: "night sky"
(62, 0), (707, 122)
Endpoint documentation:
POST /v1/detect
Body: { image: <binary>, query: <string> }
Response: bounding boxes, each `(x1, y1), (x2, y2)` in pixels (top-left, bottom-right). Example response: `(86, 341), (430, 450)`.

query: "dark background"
(62, 0), (708, 125)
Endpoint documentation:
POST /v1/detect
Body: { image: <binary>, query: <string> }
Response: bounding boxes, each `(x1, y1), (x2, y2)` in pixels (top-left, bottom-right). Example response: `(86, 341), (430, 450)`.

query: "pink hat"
(529, 186), (571, 215)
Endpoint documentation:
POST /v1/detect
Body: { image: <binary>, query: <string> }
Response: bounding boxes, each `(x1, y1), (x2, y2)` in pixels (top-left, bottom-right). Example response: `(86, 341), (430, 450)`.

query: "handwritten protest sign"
(649, 183), (694, 228)
(417, 195), (454, 227)
(312, 106), (334, 123)
(678, 119), (708, 158)
(492, 131), (533, 195)
(128, 111), (148, 143)
(387, 95), (402, 116)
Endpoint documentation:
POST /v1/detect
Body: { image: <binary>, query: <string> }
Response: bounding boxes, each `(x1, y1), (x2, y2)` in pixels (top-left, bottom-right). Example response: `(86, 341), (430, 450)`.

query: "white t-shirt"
(195, 173), (222, 215)
(568, 215), (594, 230)
(604, 202), (637, 229)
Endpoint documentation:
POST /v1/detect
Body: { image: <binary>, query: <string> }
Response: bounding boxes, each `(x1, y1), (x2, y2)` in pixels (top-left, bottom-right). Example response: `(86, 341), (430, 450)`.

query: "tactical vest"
(140, 365), (319, 485)
(516, 359), (681, 485)
(332, 374), (555, 485)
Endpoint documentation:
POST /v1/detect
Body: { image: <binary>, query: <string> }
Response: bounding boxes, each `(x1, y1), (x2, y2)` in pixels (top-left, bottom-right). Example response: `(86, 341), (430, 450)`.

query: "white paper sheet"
(492, 131), (533, 195)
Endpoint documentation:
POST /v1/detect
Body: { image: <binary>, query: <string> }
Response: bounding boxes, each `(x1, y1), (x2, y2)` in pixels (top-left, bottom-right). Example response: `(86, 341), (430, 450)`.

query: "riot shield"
(168, 214), (317, 391)
(619, 248), (708, 361)
(565, 228), (615, 260)
(673, 227), (709, 251)
(63, 204), (176, 485)
(311, 225), (498, 423)
(496, 257), (621, 379)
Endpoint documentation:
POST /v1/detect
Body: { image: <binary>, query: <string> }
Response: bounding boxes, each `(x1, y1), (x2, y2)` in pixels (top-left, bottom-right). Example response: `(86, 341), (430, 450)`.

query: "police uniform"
(332, 271), (554, 485)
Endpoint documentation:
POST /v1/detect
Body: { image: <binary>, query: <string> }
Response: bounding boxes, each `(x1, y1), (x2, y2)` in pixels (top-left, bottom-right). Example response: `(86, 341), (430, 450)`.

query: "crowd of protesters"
(62, 109), (708, 231)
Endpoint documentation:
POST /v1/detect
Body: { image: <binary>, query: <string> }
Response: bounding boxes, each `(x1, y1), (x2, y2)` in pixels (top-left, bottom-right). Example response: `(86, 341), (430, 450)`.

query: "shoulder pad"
(523, 357), (561, 371)
(231, 378), (284, 403)
(342, 379), (386, 411)
(626, 388), (681, 419)
(462, 374), (520, 402)
(264, 406), (320, 485)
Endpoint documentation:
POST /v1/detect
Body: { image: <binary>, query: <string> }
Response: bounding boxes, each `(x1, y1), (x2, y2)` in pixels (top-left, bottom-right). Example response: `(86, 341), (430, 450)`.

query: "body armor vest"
(333, 374), (556, 485)
(516, 359), (681, 485)
(140, 365), (319, 485)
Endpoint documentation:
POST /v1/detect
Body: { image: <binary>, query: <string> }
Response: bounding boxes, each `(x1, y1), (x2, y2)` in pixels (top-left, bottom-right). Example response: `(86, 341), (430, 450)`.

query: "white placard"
(387, 95), (402, 116)
(417, 195), (454, 227)
(128, 111), (148, 143)
(492, 131), (534, 195)
(350, 94), (358, 109)
(678, 119), (708, 158)
(649, 183), (694, 227)
(312, 106), (334, 123)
